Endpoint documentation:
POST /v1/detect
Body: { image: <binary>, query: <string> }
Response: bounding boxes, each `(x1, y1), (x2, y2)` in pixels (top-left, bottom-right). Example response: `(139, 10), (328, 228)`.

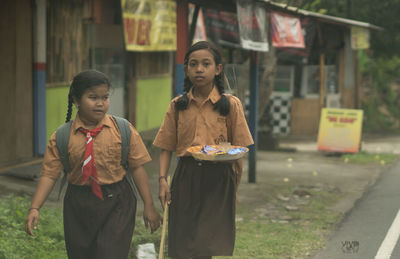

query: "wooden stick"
(159, 176), (171, 259)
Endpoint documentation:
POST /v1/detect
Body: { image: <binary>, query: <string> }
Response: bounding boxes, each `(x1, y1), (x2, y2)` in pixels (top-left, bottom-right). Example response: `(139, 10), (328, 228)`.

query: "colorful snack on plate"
(214, 150), (227, 155)
(201, 145), (217, 154)
(201, 145), (226, 155)
(227, 147), (247, 155)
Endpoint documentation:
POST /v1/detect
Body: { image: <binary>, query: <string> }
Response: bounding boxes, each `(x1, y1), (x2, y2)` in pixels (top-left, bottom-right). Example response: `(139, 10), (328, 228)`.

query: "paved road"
(312, 159), (400, 259)
(280, 135), (400, 155)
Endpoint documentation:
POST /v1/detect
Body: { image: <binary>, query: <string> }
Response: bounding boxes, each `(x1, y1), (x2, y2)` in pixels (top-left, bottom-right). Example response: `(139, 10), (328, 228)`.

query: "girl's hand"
(143, 204), (162, 233)
(159, 178), (171, 210)
(25, 209), (40, 236)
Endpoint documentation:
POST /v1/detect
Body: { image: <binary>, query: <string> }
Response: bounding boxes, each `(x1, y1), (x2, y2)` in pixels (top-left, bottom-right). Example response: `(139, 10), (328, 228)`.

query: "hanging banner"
(271, 11), (305, 48)
(236, 0), (269, 52)
(317, 108), (363, 153)
(189, 4), (207, 43)
(204, 8), (241, 48)
(276, 17), (316, 63)
(351, 26), (370, 50)
(121, 0), (176, 51)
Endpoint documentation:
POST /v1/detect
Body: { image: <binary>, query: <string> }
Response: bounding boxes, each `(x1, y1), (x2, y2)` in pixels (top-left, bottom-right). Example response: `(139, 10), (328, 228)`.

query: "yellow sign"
(317, 108), (363, 153)
(121, 0), (176, 51)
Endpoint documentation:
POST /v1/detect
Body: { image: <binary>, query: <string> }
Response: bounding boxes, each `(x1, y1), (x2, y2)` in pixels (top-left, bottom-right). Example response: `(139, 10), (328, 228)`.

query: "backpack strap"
(55, 116), (138, 199)
(55, 120), (73, 199)
(113, 116), (130, 169)
(113, 115), (138, 198)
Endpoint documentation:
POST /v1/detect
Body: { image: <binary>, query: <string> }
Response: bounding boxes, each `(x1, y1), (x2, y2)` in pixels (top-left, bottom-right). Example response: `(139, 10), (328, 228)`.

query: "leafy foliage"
(298, 0), (400, 132)
(360, 54), (400, 132)
(0, 195), (66, 259)
(299, 0), (400, 58)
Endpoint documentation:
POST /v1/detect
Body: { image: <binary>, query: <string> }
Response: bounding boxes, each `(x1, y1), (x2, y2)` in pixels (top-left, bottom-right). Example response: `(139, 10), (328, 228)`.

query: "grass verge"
(222, 184), (343, 259)
(342, 152), (398, 164)
(0, 183), (343, 259)
(0, 195), (65, 259)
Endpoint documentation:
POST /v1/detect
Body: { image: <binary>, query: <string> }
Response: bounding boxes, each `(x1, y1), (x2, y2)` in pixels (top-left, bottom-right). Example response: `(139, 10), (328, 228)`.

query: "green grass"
(0, 194), (166, 259)
(0, 195), (66, 259)
(0, 186), (349, 259)
(342, 152), (398, 164)
(1, 152), (397, 258)
(133, 184), (343, 259)
(217, 186), (343, 259)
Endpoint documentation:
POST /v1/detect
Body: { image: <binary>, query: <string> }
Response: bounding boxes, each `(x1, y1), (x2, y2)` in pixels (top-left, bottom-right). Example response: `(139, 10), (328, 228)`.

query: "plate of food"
(187, 143), (249, 161)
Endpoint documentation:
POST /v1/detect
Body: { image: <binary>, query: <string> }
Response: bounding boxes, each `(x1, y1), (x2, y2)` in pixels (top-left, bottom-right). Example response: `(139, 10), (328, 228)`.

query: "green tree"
(297, 0), (400, 132)
(299, 0), (400, 58)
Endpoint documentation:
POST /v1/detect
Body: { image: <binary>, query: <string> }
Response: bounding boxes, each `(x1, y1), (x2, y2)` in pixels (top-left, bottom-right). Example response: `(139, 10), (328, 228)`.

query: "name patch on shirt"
(217, 117), (226, 123)
(215, 134), (227, 144)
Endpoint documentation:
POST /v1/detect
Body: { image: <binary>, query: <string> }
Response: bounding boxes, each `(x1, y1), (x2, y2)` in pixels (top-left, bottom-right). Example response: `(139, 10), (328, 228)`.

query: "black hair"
(175, 41), (230, 116)
(65, 69), (111, 122)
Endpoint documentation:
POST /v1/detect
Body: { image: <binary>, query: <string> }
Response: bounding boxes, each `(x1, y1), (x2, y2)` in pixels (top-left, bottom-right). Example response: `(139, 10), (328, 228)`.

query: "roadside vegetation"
(1, 153), (397, 259)
(0, 195), (65, 259)
(0, 188), (342, 259)
(298, 0), (400, 134)
(342, 152), (398, 165)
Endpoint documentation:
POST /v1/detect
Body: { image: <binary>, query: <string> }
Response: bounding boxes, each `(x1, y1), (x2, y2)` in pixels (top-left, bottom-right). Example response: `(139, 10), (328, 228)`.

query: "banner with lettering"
(121, 0), (176, 51)
(203, 8), (241, 48)
(317, 108), (363, 153)
(236, 0), (269, 52)
(271, 11), (305, 48)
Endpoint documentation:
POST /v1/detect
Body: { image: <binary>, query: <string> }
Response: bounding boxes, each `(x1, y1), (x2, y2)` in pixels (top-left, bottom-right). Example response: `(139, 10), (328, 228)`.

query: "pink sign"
(271, 11), (305, 48)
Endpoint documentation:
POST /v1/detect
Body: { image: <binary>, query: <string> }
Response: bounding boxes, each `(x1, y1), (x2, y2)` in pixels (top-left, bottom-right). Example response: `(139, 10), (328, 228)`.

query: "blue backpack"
(55, 116), (137, 198)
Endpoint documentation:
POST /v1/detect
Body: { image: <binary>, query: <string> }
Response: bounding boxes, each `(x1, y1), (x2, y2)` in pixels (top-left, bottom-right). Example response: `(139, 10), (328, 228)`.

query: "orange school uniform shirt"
(41, 114), (151, 185)
(153, 87), (254, 156)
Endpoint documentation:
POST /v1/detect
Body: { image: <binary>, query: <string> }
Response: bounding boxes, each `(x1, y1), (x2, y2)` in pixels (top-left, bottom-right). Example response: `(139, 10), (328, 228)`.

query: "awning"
(257, 0), (383, 31)
(188, 0), (383, 31)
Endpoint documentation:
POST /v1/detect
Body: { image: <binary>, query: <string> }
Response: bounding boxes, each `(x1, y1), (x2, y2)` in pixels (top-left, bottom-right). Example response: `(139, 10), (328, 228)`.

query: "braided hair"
(175, 41), (230, 116)
(65, 70), (111, 122)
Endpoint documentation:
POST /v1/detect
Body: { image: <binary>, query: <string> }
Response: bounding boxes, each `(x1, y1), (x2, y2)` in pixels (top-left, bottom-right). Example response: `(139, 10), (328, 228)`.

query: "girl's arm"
(25, 176), (57, 236)
(159, 149), (172, 209)
(131, 166), (162, 233)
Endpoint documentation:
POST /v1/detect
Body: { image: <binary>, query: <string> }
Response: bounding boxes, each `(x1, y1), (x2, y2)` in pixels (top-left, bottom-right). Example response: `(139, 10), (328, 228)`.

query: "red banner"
(271, 11), (305, 48)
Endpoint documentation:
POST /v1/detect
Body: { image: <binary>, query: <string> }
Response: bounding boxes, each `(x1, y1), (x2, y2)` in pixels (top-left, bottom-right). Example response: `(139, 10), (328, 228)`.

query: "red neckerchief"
(79, 125), (104, 200)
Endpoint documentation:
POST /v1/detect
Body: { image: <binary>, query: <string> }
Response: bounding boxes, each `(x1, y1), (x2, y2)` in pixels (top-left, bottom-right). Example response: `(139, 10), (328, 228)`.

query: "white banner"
(236, 0), (269, 52)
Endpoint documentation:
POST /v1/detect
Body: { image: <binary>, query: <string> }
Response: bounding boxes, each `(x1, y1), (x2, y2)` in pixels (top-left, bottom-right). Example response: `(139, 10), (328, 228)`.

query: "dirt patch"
(236, 151), (388, 217)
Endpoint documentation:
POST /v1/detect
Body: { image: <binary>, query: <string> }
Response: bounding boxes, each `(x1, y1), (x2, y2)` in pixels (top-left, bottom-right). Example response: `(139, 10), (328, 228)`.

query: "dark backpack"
(55, 115), (138, 199)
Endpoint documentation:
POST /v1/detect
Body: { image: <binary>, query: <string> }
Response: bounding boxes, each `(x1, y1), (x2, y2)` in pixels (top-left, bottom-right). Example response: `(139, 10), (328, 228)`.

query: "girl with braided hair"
(154, 41), (254, 259)
(25, 69), (161, 259)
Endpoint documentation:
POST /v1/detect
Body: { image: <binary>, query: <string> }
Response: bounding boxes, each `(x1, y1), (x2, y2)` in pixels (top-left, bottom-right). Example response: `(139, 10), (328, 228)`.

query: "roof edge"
(257, 0), (384, 31)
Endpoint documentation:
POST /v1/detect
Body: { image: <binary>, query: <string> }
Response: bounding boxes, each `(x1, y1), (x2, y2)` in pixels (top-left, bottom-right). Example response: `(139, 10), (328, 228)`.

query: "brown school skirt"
(63, 177), (137, 259)
(168, 157), (236, 258)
